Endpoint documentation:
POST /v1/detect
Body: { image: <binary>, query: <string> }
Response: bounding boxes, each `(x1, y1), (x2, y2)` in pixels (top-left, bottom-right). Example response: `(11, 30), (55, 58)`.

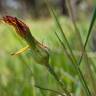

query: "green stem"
(35, 84), (65, 96)
(78, 7), (96, 66)
(46, 64), (71, 96)
(55, 31), (92, 96)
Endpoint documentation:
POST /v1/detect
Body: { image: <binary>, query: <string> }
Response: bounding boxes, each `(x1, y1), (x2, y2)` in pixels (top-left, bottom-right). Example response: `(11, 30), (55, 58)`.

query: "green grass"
(0, 9), (96, 96)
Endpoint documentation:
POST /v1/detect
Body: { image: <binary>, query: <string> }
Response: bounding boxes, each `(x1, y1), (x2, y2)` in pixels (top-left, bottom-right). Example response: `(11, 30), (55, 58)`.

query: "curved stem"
(46, 64), (71, 96)
(35, 84), (65, 96)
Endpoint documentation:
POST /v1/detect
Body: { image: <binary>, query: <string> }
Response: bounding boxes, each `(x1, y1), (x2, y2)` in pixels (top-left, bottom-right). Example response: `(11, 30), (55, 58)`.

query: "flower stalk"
(1, 16), (71, 96)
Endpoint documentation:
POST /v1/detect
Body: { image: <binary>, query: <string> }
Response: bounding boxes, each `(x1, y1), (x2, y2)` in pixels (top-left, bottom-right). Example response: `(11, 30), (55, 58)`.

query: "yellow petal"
(11, 45), (30, 56)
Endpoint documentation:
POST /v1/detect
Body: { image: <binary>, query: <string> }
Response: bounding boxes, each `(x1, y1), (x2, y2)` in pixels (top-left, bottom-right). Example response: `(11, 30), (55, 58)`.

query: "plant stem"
(46, 64), (71, 96)
(45, 0), (77, 64)
(35, 84), (66, 96)
(55, 31), (92, 96)
(66, 0), (96, 95)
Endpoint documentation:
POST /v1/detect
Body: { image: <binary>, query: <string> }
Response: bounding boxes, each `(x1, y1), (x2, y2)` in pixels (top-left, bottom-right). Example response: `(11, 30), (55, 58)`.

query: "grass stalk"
(45, 0), (77, 65)
(35, 84), (65, 96)
(44, 0), (93, 95)
(66, 0), (96, 95)
(46, 64), (71, 96)
(78, 7), (96, 65)
(19, 55), (66, 96)
(55, 31), (92, 96)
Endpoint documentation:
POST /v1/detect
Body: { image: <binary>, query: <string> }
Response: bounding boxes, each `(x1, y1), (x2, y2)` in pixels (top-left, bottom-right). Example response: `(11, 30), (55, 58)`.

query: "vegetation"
(0, 0), (96, 96)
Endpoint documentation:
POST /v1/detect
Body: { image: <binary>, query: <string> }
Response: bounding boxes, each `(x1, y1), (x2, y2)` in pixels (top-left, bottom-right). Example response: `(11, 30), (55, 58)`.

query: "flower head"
(2, 16), (49, 65)
(3, 16), (30, 38)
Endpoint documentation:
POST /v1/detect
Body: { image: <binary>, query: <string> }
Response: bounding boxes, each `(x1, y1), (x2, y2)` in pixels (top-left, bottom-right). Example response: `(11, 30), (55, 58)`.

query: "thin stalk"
(45, 0), (77, 65)
(19, 55), (66, 96)
(54, 31), (74, 64)
(78, 7), (96, 65)
(66, 0), (96, 95)
(45, 0), (92, 94)
(35, 84), (65, 96)
(46, 64), (71, 96)
(55, 31), (92, 96)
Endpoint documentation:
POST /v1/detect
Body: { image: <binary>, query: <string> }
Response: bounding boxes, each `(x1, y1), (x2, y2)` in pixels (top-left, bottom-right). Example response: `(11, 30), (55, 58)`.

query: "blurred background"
(0, 0), (94, 18)
(0, 0), (96, 96)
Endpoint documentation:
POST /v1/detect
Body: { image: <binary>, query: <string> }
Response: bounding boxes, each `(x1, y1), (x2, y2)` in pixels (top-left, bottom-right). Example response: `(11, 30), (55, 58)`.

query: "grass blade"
(35, 85), (65, 96)
(55, 30), (92, 96)
(45, 0), (77, 65)
(44, 0), (93, 96)
(78, 7), (96, 65)
(66, 0), (96, 95)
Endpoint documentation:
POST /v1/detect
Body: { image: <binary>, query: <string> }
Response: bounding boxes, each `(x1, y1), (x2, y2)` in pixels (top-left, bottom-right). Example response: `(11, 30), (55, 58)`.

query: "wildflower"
(2, 16), (49, 65)
(1, 16), (71, 96)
